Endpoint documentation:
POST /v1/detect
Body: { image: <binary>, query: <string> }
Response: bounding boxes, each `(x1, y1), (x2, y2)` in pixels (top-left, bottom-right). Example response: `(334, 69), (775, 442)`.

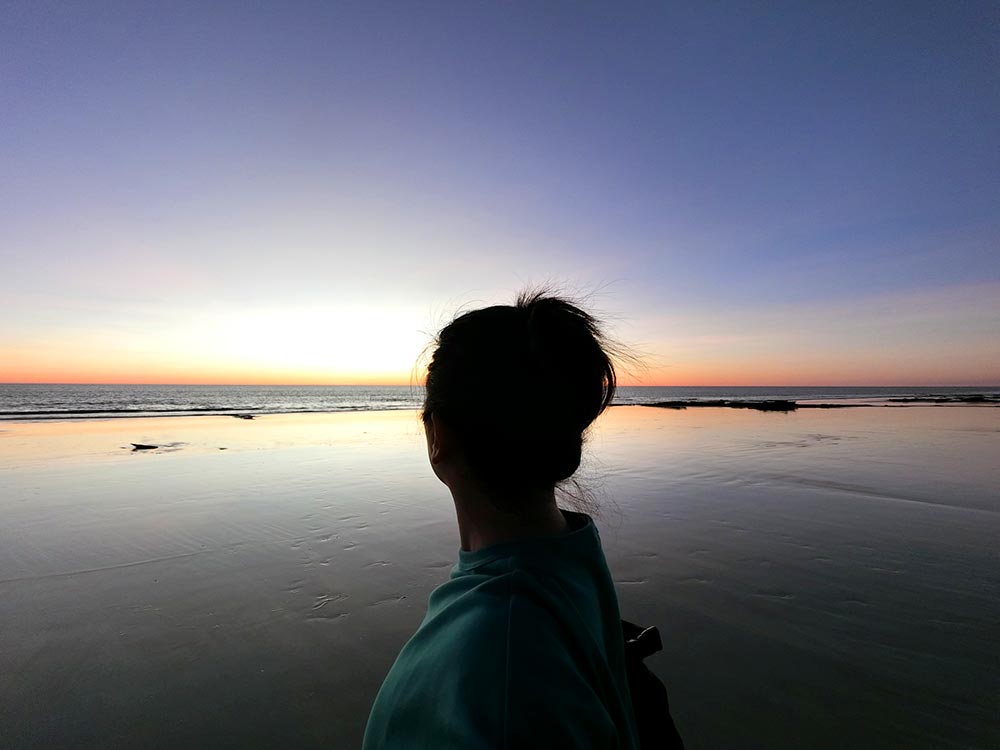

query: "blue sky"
(2, 2), (998, 384)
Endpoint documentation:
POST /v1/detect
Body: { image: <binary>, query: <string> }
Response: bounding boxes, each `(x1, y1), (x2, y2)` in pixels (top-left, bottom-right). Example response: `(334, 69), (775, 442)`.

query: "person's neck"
(450, 483), (570, 553)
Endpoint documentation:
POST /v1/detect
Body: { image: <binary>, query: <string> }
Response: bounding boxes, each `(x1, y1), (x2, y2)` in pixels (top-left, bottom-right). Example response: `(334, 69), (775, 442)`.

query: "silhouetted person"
(364, 290), (672, 748)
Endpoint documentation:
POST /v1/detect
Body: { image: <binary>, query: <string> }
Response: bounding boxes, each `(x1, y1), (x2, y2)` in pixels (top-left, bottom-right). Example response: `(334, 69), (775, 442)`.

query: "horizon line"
(2, 382), (999, 389)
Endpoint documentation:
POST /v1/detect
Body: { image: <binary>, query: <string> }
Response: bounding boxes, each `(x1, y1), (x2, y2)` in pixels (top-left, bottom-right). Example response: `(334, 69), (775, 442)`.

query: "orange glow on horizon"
(3, 330), (997, 388)
(0, 369), (416, 387)
(0, 354), (416, 387)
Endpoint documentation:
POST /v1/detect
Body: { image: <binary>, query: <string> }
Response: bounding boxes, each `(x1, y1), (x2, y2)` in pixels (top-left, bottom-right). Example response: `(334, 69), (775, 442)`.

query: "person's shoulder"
(418, 566), (572, 667)
(418, 569), (521, 657)
(435, 563), (573, 627)
(430, 563), (521, 616)
(501, 569), (620, 746)
(438, 568), (618, 746)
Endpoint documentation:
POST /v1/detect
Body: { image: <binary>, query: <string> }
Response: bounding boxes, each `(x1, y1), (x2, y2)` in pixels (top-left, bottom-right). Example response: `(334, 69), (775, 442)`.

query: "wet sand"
(1, 407), (998, 748)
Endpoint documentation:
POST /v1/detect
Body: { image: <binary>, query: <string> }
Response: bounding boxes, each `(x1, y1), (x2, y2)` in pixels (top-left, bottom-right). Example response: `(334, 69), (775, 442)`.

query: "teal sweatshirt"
(362, 510), (640, 749)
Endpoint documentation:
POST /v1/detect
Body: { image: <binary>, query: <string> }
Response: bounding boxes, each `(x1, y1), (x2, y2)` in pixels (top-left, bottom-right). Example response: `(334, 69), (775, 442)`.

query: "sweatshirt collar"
(456, 510), (596, 572)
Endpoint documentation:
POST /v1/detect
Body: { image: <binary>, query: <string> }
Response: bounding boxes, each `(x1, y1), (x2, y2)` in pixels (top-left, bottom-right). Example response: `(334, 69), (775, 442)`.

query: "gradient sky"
(3, 2), (998, 385)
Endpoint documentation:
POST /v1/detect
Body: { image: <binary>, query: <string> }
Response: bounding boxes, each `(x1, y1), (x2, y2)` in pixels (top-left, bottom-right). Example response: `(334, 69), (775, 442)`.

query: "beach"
(1, 405), (998, 748)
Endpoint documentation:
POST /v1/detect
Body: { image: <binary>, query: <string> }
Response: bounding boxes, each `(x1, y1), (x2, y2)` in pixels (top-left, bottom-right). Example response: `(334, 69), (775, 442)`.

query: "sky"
(2, 1), (998, 385)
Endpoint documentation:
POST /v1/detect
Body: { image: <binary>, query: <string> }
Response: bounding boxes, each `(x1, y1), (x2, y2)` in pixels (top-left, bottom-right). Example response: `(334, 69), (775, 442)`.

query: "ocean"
(1, 398), (998, 747)
(1, 383), (998, 420)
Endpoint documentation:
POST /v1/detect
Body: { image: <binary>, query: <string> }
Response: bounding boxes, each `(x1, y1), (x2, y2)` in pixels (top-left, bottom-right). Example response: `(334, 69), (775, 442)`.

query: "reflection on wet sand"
(1, 406), (997, 748)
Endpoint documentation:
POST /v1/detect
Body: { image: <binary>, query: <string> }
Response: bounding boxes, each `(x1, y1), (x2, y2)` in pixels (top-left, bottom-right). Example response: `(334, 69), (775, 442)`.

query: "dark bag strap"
(621, 619), (685, 750)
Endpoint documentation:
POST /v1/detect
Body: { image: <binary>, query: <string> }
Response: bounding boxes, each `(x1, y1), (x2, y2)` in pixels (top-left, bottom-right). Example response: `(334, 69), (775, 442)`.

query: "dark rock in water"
(646, 399), (799, 412)
(232, 414), (255, 420)
(647, 400), (717, 410)
(887, 394), (1000, 404)
(742, 400), (798, 411)
(130, 443), (158, 451)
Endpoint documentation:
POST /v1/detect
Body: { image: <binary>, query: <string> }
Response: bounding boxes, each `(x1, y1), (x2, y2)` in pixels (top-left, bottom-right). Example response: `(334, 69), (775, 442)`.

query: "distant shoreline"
(2, 394), (999, 422)
(642, 395), (1000, 412)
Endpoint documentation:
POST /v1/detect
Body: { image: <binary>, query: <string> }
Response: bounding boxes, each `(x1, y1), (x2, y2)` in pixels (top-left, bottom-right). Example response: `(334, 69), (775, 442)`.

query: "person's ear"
(426, 413), (445, 465)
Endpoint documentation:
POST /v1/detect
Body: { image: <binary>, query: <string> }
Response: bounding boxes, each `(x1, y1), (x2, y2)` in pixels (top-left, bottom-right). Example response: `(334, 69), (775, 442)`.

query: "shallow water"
(1, 407), (997, 748)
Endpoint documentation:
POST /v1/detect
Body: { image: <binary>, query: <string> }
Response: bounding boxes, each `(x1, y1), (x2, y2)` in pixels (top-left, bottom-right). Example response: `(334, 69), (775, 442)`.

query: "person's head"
(421, 289), (618, 509)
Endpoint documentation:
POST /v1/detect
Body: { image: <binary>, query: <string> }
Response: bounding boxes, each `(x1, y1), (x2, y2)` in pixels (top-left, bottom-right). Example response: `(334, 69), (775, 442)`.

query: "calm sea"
(0, 383), (998, 420)
(2, 403), (997, 748)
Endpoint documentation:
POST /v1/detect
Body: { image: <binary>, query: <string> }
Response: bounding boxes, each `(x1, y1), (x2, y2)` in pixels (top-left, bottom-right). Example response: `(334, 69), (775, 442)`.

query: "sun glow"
(1, 305), (432, 385)
(202, 306), (424, 375)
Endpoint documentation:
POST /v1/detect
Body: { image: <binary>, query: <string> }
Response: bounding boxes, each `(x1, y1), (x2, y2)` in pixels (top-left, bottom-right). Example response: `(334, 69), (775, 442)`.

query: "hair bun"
(422, 289), (618, 496)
